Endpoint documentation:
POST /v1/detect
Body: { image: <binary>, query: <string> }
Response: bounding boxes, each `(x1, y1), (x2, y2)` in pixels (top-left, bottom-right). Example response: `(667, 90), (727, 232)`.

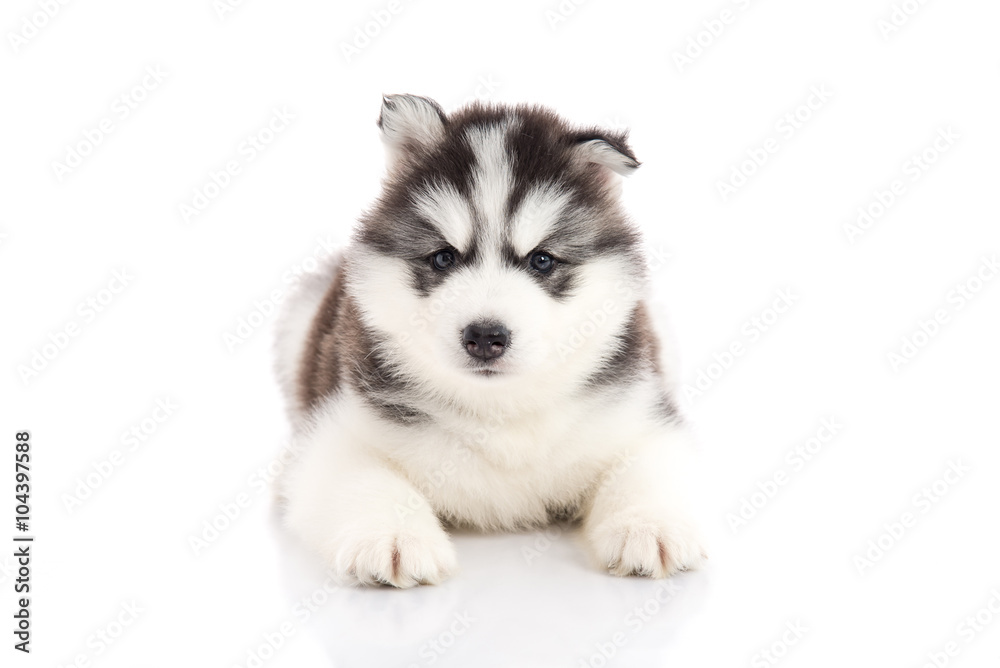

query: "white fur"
(277, 258), (706, 586)
(379, 94), (446, 171)
(467, 122), (515, 247)
(275, 104), (705, 588)
(272, 255), (340, 422)
(411, 182), (474, 252)
(509, 183), (572, 256)
(576, 138), (639, 175)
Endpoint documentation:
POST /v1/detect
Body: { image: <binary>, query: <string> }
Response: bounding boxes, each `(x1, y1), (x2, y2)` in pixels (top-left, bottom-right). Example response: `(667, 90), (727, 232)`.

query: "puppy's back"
(272, 253), (345, 421)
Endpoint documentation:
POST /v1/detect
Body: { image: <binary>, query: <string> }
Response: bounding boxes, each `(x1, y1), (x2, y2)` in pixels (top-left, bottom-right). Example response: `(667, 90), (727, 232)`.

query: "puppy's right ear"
(378, 94), (447, 170)
(571, 131), (640, 176)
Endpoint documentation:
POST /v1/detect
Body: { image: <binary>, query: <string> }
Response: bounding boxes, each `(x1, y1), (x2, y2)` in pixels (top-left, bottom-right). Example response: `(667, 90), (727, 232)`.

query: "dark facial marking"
(351, 329), (427, 425)
(585, 303), (658, 390)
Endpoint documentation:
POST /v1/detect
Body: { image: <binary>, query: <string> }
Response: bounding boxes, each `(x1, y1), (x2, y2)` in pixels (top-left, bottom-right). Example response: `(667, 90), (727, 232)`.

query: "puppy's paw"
(589, 513), (706, 578)
(332, 525), (457, 588)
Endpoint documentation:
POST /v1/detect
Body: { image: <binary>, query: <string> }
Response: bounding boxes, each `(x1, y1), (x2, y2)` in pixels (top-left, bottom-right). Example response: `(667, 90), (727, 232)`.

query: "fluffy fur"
(274, 94), (706, 587)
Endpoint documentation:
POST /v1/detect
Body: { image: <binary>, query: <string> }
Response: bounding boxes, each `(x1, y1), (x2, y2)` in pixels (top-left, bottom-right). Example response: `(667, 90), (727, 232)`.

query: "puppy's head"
(348, 94), (648, 408)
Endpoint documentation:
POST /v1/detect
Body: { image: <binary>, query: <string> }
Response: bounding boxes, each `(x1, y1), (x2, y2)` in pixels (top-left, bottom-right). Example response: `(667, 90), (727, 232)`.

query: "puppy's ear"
(378, 94), (447, 170)
(571, 130), (640, 176)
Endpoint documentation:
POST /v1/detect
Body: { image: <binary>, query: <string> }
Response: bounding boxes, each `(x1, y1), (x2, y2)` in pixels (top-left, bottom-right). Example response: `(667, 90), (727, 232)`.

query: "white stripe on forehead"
(465, 121), (516, 249)
(411, 182), (473, 252)
(510, 183), (573, 256)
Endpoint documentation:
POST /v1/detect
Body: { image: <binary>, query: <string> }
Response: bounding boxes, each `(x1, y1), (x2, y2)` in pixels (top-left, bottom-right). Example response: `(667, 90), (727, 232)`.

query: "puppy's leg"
(282, 401), (456, 588)
(583, 424), (707, 578)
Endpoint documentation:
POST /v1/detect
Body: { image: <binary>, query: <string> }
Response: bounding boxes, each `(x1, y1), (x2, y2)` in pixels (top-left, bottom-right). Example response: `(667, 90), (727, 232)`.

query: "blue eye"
(529, 251), (555, 273)
(432, 249), (455, 270)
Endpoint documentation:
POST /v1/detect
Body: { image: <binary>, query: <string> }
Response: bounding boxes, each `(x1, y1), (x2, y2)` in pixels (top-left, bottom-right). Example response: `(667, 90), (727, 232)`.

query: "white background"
(2, 0), (999, 666)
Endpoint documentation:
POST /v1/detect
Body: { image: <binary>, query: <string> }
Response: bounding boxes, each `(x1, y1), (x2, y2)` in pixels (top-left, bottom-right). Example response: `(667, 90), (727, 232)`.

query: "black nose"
(462, 322), (509, 361)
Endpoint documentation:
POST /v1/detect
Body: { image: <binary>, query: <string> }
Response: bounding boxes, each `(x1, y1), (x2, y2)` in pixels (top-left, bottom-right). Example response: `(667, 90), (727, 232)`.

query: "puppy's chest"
(388, 404), (624, 502)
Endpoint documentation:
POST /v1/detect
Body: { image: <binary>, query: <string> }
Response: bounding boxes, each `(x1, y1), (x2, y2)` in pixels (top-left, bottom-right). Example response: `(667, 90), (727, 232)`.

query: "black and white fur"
(274, 94), (706, 588)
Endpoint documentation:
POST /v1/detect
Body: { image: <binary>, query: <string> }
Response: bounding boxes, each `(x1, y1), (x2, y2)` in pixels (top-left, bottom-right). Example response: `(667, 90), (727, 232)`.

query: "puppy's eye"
(529, 251), (555, 274)
(431, 249), (456, 271)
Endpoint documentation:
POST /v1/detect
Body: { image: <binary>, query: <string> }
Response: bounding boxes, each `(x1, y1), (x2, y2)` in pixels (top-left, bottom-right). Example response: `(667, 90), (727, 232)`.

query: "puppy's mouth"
(468, 362), (504, 377)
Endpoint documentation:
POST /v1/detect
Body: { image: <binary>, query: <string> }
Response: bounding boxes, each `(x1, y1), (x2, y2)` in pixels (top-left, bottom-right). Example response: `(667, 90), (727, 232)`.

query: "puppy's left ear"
(571, 130), (640, 177)
(378, 94), (447, 170)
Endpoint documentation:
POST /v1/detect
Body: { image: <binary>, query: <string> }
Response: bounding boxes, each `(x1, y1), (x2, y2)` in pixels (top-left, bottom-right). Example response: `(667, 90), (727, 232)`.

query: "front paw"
(331, 525), (457, 588)
(588, 513), (707, 578)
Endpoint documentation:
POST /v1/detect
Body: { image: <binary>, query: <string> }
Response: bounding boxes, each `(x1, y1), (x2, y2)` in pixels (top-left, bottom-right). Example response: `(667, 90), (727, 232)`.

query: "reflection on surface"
(271, 510), (710, 667)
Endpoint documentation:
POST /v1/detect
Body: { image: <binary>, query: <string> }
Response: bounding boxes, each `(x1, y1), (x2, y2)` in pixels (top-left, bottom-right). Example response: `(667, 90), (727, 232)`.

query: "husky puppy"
(274, 94), (706, 588)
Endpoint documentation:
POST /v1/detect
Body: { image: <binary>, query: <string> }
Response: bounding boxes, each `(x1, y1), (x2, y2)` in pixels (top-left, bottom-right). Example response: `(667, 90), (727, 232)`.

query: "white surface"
(2, 1), (999, 666)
